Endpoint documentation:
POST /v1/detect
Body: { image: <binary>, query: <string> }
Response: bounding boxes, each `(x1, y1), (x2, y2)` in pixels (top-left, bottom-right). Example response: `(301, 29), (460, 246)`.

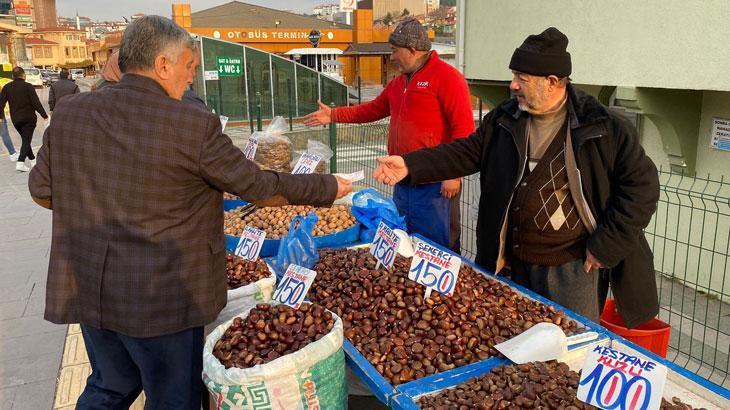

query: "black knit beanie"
(509, 27), (571, 77)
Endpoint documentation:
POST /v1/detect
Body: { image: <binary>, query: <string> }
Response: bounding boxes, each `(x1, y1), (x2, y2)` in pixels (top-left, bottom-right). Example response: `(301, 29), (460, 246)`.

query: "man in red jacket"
(304, 18), (475, 251)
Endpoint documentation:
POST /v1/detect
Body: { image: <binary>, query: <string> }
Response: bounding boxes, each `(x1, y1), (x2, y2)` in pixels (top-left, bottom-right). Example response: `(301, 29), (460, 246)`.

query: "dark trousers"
(77, 324), (204, 410)
(393, 182), (461, 253)
(13, 121), (36, 162)
(510, 258), (600, 323)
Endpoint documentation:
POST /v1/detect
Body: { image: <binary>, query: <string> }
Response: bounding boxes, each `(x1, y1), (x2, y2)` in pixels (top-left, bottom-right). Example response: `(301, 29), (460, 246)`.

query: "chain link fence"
(287, 120), (730, 389)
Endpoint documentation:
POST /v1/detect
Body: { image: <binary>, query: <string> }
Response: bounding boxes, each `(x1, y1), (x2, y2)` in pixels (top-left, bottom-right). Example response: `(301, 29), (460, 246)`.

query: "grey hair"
(118, 15), (194, 73)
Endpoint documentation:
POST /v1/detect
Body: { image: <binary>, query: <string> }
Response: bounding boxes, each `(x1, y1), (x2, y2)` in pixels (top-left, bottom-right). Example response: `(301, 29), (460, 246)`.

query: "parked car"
(24, 68), (44, 87)
(46, 70), (60, 83)
(70, 69), (85, 80)
(40, 69), (55, 85)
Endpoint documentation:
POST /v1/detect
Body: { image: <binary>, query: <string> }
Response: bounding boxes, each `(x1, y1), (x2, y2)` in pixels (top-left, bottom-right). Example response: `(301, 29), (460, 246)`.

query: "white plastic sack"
(203, 303), (347, 410)
(291, 140), (334, 174)
(207, 273), (277, 334)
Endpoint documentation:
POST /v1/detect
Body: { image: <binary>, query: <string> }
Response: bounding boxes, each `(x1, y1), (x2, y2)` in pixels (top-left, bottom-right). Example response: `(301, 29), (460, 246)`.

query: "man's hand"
(302, 100), (333, 127)
(441, 178), (461, 199)
(374, 156), (408, 186)
(335, 176), (353, 199)
(584, 249), (605, 273)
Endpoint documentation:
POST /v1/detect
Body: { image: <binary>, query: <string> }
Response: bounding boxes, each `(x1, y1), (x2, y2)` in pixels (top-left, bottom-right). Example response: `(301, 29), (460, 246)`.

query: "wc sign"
(216, 56), (242, 77)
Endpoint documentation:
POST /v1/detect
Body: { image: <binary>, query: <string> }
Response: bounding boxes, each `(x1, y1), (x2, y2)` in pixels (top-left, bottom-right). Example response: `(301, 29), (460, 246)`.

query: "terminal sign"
(216, 56), (243, 77)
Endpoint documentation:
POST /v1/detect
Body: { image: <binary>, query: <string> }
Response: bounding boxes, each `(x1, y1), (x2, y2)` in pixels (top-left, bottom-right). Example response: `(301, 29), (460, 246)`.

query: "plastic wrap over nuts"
(252, 116), (292, 173)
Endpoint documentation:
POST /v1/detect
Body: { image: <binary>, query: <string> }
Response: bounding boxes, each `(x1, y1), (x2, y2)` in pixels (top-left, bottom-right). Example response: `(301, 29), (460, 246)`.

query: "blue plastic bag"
(351, 189), (406, 242)
(270, 212), (320, 277)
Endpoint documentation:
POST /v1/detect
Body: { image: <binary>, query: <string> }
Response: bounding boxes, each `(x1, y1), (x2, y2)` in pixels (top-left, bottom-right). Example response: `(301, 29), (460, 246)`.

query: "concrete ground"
(0, 86), (65, 410)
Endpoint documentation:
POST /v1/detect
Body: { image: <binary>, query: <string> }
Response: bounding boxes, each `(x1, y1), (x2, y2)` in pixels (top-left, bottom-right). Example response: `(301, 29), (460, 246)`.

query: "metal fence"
(289, 120), (730, 389)
(645, 169), (730, 388)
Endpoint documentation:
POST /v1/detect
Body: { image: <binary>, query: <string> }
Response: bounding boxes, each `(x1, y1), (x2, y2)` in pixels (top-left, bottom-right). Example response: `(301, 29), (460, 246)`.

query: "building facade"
(458, 0), (730, 178)
(372, 0), (439, 19)
(25, 26), (90, 69)
(32, 0), (56, 29)
(173, 1), (403, 87)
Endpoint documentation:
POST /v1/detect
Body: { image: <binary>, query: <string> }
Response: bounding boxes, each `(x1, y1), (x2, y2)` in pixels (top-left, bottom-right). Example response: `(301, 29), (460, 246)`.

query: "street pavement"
(0, 86), (64, 410)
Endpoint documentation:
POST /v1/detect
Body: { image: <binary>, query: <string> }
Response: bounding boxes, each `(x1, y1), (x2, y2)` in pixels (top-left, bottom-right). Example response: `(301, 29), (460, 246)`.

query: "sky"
(56, 0), (327, 21)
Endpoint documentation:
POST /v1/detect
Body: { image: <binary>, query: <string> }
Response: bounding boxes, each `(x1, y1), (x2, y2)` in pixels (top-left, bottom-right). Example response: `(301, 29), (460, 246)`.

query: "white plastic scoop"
(495, 322), (599, 364)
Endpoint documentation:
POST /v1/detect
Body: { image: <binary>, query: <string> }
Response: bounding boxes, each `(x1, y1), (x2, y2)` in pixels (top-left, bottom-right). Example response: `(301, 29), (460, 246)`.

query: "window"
(44, 46), (52, 58)
(65, 47), (70, 57)
(74, 35), (79, 41)
(39, 34), (44, 39)
(34, 47), (42, 58)
(80, 47), (86, 57)
(72, 47), (78, 58)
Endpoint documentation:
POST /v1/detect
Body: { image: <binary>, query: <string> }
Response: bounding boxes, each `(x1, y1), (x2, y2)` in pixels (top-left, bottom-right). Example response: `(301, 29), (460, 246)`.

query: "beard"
(515, 86), (550, 114)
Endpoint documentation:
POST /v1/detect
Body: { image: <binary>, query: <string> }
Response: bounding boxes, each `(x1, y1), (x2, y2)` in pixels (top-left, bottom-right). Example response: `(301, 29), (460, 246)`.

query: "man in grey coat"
(48, 69), (80, 111)
(29, 16), (351, 409)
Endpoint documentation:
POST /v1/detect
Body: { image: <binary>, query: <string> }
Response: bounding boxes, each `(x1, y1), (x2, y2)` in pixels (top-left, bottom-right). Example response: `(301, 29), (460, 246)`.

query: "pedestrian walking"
(0, 67), (48, 172)
(374, 27), (660, 327)
(28, 15), (351, 409)
(303, 18), (475, 252)
(1, 115), (17, 161)
(48, 69), (80, 112)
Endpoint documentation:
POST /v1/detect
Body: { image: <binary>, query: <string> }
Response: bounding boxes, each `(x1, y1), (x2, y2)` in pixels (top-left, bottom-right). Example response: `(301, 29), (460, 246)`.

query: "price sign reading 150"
(370, 221), (400, 270)
(272, 264), (317, 309)
(234, 226), (266, 261)
(408, 238), (461, 297)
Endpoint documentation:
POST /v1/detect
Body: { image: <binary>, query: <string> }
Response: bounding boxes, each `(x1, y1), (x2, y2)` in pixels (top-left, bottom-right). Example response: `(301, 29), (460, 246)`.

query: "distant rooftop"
(192, 1), (351, 29)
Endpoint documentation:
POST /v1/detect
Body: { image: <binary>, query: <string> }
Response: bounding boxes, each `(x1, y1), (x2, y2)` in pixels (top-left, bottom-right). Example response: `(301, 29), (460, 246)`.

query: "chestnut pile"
(212, 303), (336, 369)
(225, 254), (272, 290)
(418, 361), (593, 409)
(309, 248), (581, 385)
(660, 397), (708, 410)
(224, 205), (357, 238)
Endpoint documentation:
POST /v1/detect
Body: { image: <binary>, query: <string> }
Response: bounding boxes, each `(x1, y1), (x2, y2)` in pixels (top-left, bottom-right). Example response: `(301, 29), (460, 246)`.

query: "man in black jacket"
(0, 67), (49, 172)
(374, 27), (660, 328)
(48, 69), (80, 111)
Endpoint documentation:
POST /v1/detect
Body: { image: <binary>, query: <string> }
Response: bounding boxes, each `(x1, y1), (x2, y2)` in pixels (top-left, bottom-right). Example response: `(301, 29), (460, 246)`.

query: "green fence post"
(287, 78), (293, 131)
(329, 102), (337, 174)
(256, 91), (262, 131)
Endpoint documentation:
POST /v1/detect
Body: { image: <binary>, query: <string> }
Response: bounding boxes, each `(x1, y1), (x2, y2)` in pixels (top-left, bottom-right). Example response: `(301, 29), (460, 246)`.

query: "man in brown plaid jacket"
(28, 16), (351, 409)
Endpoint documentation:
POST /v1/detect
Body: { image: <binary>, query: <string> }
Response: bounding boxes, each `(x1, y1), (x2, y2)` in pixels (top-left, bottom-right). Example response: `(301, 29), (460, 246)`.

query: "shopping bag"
(351, 188), (406, 242)
(270, 212), (319, 276)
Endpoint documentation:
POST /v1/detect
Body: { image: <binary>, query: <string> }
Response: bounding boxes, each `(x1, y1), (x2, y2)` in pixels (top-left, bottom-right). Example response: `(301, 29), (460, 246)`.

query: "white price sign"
(292, 152), (322, 174)
(234, 226), (266, 261)
(204, 70), (219, 81)
(577, 345), (667, 410)
(369, 221), (400, 270)
(272, 264), (317, 309)
(408, 238), (461, 297)
(243, 136), (258, 160)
